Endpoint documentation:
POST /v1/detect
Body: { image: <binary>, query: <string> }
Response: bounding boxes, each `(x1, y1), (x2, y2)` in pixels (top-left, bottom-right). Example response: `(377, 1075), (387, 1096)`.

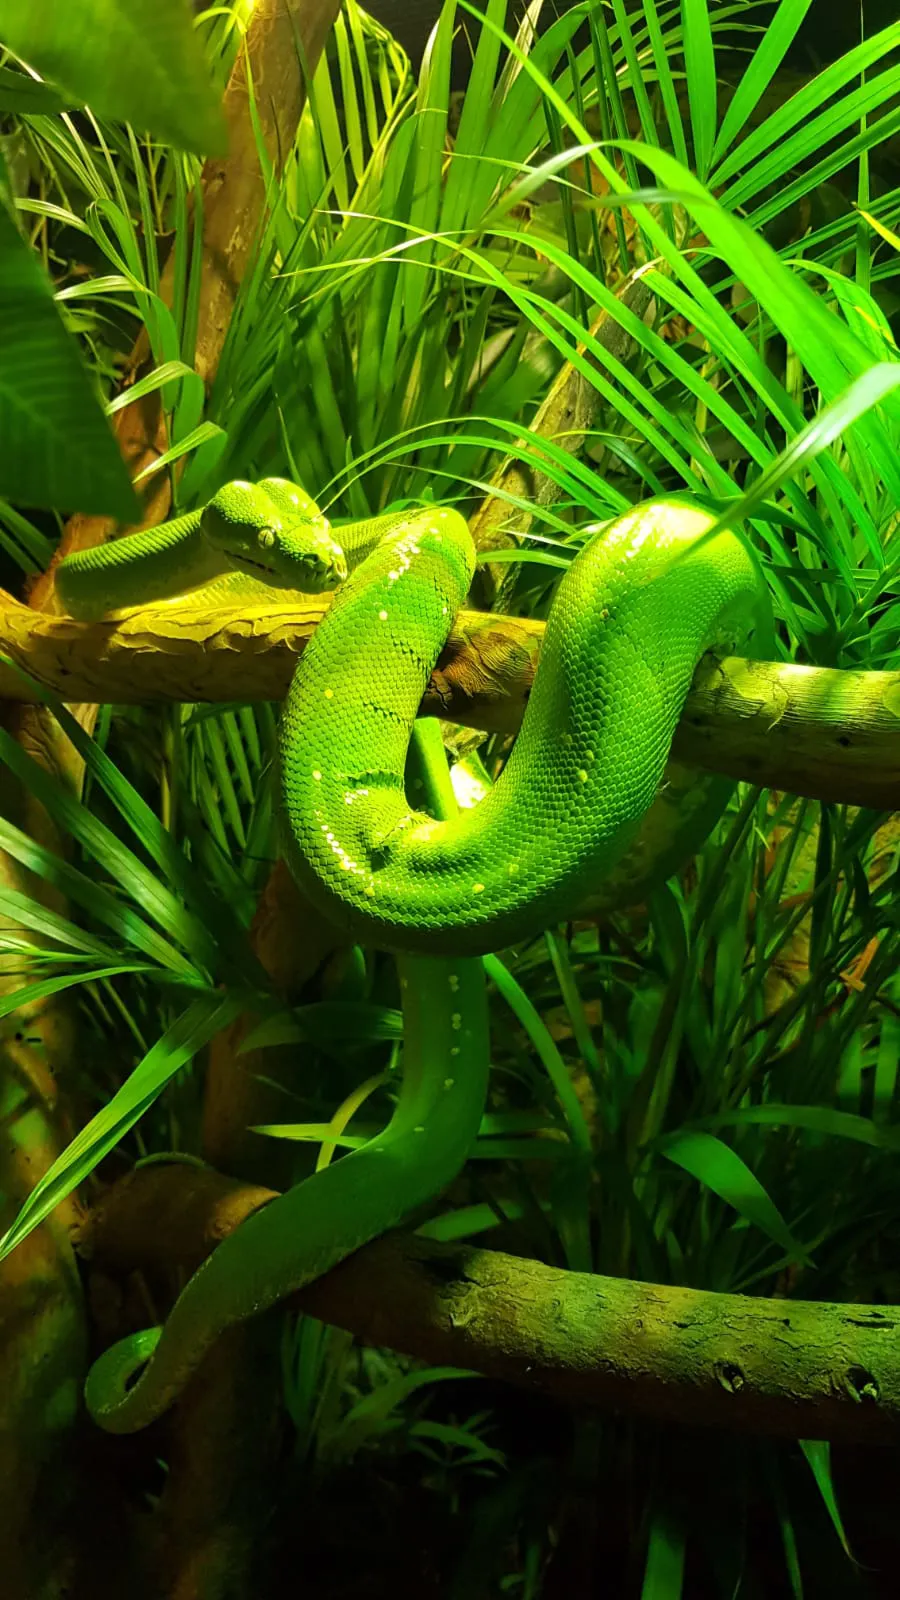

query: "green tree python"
(56, 478), (773, 1432)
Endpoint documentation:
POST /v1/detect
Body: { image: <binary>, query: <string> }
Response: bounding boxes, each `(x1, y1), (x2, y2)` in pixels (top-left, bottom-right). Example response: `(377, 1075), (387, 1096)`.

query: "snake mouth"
(229, 552), (343, 592)
(231, 553), (278, 577)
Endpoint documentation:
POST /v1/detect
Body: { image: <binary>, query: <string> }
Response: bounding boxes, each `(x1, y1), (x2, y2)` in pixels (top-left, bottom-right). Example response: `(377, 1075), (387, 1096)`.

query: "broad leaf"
(0, 0), (226, 155)
(0, 191), (138, 516)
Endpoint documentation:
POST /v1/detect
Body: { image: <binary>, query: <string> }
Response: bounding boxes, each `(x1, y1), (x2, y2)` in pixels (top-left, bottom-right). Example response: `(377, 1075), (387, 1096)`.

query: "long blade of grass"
(0, 988), (240, 1264)
(656, 1130), (811, 1263)
(710, 0), (813, 169)
(680, 0), (717, 177)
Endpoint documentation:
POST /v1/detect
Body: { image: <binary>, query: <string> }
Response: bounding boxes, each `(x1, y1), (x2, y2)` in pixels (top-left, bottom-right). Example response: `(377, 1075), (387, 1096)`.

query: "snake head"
(201, 480), (347, 593)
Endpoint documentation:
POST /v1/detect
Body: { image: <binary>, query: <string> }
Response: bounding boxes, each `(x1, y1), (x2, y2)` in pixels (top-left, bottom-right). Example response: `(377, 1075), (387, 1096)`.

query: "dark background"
(364, 0), (900, 82)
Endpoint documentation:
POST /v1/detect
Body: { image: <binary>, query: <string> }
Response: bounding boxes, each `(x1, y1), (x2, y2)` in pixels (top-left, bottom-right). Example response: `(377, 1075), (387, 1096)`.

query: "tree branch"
(78, 1164), (900, 1446)
(1, 593), (897, 809)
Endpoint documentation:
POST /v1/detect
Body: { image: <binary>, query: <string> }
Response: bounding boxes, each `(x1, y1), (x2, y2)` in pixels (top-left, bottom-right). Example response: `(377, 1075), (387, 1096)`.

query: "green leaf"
(104, 358), (202, 417)
(710, 0), (814, 169)
(0, 62), (80, 113)
(410, 1419), (505, 1465)
(657, 1130), (812, 1264)
(0, 991), (239, 1265)
(0, 725), (214, 977)
(711, 19), (900, 190)
(241, 1001), (404, 1052)
(0, 193), (138, 517)
(680, 0), (717, 177)
(0, 0), (226, 156)
(799, 1441), (854, 1559)
(484, 954), (591, 1155)
(641, 1503), (686, 1599)
(132, 419), (225, 483)
(690, 1104), (900, 1151)
(0, 963), (154, 1020)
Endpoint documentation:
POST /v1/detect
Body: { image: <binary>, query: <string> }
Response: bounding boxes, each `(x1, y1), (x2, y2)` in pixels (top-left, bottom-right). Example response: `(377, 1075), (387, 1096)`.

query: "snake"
(56, 478), (772, 1432)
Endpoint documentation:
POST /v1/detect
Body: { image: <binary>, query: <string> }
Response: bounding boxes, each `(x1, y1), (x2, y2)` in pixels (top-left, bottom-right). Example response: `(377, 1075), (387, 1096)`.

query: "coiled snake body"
(56, 479), (772, 1431)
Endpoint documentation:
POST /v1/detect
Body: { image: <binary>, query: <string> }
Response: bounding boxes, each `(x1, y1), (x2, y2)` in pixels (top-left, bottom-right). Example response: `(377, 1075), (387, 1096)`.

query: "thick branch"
(0, 594), (897, 809)
(79, 1165), (900, 1445)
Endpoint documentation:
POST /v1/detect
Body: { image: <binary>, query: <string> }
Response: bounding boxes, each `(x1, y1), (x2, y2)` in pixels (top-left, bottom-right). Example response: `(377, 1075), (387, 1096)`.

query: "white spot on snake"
(379, 609), (388, 620)
(472, 882), (485, 894)
(389, 571), (399, 581)
(313, 770), (322, 781)
(442, 606), (448, 615)
(451, 1013), (462, 1029)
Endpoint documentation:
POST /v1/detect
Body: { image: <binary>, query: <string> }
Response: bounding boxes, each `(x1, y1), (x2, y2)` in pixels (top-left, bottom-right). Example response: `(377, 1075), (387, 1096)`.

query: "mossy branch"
(79, 1164), (900, 1445)
(0, 592), (897, 810)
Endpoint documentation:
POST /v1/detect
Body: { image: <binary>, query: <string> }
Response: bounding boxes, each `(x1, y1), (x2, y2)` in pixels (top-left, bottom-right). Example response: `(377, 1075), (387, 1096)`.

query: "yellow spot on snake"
(472, 882), (485, 894)
(451, 1046), (460, 1057)
(413, 1125), (425, 1135)
(313, 770), (322, 781)
(444, 1078), (454, 1089)
(324, 688), (334, 699)
(451, 1013), (462, 1029)
(448, 973), (459, 991)
(577, 769), (588, 784)
(508, 862), (519, 875)
(379, 609), (388, 620)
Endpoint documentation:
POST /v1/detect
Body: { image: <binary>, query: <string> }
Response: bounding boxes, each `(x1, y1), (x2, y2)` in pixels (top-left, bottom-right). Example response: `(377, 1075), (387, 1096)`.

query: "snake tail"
(83, 952), (489, 1433)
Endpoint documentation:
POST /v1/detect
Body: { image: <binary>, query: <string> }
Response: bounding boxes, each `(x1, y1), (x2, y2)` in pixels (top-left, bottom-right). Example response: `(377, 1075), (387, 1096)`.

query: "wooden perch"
(0, 591), (897, 809)
(78, 1164), (900, 1445)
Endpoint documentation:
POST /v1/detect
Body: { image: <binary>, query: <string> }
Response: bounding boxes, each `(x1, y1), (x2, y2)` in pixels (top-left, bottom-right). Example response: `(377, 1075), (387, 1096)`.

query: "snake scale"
(56, 478), (772, 1431)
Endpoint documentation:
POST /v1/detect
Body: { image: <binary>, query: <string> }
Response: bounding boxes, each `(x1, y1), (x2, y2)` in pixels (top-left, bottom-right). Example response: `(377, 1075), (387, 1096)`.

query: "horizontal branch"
(78, 1165), (900, 1444)
(1, 593), (897, 808)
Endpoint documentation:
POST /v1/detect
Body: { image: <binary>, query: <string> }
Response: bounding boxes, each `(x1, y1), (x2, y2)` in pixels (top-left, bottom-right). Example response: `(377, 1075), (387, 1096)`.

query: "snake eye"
(258, 528), (276, 551)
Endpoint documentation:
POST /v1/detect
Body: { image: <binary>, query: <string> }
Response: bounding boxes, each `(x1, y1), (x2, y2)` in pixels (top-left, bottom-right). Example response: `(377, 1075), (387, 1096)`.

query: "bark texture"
(1, 593), (897, 809)
(79, 1164), (900, 1447)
